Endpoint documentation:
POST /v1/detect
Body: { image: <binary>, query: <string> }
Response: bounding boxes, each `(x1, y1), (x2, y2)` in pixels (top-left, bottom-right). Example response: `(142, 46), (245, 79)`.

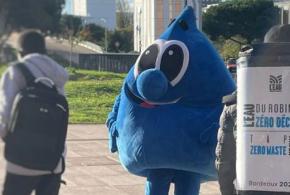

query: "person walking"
(215, 64), (237, 195)
(0, 30), (68, 195)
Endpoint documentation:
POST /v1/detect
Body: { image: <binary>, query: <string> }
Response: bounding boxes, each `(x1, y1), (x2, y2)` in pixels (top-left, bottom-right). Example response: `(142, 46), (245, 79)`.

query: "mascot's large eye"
(158, 41), (189, 86)
(138, 44), (159, 72)
(160, 45), (184, 81)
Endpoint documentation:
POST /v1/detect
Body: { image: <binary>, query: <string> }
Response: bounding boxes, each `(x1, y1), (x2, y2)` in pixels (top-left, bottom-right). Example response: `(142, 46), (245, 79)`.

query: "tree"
(79, 24), (105, 45)
(203, 0), (279, 42)
(0, 0), (64, 63)
(116, 0), (133, 29)
(0, 0), (64, 35)
(112, 0), (134, 53)
(60, 15), (83, 37)
(108, 27), (133, 53)
(220, 35), (247, 59)
(59, 15), (83, 66)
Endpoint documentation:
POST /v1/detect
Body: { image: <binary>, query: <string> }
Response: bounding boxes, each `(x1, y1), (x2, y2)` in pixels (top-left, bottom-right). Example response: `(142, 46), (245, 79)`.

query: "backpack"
(4, 63), (68, 172)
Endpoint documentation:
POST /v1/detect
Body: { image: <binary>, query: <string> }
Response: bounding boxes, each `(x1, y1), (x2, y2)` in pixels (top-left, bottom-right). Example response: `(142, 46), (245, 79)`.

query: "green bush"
(213, 35), (247, 60)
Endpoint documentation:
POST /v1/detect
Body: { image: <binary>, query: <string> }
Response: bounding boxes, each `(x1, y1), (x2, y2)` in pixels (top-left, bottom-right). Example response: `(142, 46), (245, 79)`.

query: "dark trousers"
(238, 191), (290, 195)
(145, 169), (201, 195)
(2, 172), (61, 195)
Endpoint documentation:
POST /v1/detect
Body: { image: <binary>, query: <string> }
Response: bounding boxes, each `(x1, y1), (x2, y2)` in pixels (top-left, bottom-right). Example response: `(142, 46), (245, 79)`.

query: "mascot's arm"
(199, 122), (219, 145)
(106, 95), (121, 153)
(199, 109), (221, 145)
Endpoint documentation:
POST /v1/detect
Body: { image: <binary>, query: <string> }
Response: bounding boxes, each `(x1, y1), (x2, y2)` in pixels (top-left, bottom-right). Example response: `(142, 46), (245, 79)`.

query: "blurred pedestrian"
(0, 30), (68, 195)
(215, 63), (237, 195)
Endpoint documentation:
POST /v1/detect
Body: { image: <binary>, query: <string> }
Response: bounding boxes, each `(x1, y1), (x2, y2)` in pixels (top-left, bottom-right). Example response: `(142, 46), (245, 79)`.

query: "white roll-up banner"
(237, 56), (290, 192)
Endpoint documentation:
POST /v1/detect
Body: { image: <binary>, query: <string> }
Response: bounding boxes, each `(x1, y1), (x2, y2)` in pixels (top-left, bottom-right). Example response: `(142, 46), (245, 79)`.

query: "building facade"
(134, 0), (186, 52)
(134, 0), (290, 52)
(274, 0), (290, 24)
(64, 0), (116, 30)
(62, 0), (74, 15)
(134, 0), (219, 52)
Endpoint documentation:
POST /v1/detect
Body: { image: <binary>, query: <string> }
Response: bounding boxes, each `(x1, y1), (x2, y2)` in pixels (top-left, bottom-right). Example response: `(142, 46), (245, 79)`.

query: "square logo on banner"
(269, 75), (282, 92)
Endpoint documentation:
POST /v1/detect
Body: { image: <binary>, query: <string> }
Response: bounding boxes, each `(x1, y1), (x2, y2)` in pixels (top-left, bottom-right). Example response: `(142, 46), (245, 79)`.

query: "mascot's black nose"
(136, 69), (168, 101)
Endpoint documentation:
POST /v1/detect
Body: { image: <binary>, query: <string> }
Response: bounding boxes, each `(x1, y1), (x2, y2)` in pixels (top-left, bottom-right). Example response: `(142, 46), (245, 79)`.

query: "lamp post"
(99, 18), (108, 53)
(137, 7), (142, 52)
(194, 0), (202, 30)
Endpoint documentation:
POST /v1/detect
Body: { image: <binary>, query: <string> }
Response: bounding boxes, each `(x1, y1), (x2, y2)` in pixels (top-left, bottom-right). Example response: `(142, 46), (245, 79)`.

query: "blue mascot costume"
(107, 6), (236, 195)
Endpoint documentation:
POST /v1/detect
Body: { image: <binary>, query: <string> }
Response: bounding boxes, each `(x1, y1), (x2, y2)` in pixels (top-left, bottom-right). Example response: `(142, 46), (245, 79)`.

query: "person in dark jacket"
(215, 24), (290, 195)
(215, 70), (237, 195)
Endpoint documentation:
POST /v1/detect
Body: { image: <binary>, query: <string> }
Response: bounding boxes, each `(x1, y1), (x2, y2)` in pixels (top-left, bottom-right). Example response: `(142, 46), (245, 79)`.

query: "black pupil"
(138, 44), (159, 72)
(160, 45), (184, 81)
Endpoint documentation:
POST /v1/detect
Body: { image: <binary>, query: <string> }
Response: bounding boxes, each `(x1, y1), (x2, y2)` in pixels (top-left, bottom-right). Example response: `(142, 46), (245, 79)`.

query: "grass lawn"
(0, 65), (7, 75)
(66, 68), (125, 123)
(0, 64), (125, 124)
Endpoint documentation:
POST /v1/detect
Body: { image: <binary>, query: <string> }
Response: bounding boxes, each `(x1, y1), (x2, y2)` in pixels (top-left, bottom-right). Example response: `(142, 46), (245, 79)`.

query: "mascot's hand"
(108, 122), (119, 153)
(106, 94), (121, 153)
(199, 123), (219, 145)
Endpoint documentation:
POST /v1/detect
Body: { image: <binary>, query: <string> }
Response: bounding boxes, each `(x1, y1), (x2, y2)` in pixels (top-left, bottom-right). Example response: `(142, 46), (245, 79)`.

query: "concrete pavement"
(0, 124), (220, 195)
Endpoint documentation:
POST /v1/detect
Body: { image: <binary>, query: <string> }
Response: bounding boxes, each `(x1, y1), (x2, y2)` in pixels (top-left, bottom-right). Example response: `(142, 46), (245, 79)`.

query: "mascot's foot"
(145, 169), (201, 195)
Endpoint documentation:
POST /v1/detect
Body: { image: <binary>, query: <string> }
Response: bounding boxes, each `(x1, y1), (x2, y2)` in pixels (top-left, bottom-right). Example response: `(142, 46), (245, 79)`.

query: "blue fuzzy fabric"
(137, 69), (168, 101)
(107, 6), (236, 194)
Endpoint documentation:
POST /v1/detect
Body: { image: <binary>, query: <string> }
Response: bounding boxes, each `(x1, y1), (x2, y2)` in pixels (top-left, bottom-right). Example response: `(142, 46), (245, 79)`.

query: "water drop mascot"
(106, 6), (236, 195)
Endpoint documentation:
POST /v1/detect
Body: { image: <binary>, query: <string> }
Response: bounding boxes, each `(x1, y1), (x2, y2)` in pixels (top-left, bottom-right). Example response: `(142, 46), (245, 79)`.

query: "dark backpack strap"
(16, 62), (59, 92)
(15, 63), (35, 85)
(51, 155), (66, 175)
(60, 155), (65, 174)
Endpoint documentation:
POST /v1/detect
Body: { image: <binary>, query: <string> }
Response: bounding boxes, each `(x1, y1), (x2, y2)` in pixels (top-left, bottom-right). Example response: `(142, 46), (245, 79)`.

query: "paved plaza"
(0, 124), (220, 195)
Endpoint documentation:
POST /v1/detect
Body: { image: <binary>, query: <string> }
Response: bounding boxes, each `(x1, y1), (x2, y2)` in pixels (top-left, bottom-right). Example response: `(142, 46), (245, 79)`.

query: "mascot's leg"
(173, 170), (201, 195)
(145, 169), (173, 195)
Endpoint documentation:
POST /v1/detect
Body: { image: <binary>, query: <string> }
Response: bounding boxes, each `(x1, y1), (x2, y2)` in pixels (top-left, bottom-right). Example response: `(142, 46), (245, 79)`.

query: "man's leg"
(216, 161), (236, 195)
(2, 172), (39, 195)
(216, 126), (237, 195)
(35, 174), (61, 195)
(145, 169), (172, 195)
(173, 170), (201, 195)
